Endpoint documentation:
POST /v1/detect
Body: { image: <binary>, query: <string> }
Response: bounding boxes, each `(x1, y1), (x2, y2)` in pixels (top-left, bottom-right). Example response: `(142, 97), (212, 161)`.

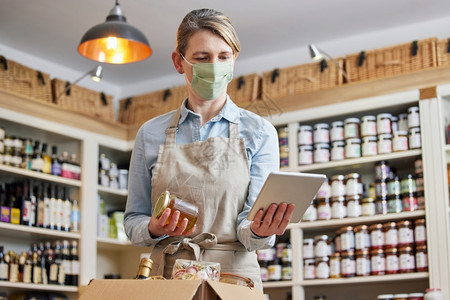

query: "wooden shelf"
(0, 164), (81, 187)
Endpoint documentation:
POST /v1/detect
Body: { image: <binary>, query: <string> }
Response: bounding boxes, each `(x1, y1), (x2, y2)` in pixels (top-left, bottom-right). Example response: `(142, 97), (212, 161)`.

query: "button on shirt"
(124, 96), (279, 251)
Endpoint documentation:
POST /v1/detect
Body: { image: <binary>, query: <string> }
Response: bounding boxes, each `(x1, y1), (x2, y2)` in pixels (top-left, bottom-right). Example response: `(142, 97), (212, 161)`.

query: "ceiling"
(1, 0), (450, 89)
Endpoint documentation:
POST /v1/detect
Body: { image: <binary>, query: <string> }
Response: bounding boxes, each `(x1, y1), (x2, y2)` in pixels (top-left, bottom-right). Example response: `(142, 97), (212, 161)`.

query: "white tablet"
(247, 171), (327, 223)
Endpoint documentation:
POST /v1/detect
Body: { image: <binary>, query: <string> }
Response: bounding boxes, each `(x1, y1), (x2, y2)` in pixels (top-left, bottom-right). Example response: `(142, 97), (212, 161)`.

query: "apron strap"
(229, 122), (239, 139)
(165, 108), (182, 145)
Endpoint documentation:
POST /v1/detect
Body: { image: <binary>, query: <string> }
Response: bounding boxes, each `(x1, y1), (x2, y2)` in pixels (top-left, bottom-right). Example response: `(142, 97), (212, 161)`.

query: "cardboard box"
(79, 279), (266, 300)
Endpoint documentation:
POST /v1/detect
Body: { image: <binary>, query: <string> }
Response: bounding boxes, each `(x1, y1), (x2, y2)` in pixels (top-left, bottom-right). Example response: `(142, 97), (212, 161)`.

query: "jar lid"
(345, 138), (361, 144)
(340, 225), (354, 231)
(377, 295), (394, 300)
(344, 117), (360, 124)
(354, 224), (369, 231)
(331, 174), (345, 180)
(399, 245), (413, 252)
(331, 141), (345, 146)
(408, 106), (419, 113)
(394, 130), (408, 137)
(409, 127), (421, 133)
(369, 223), (383, 230)
(398, 113), (408, 119)
(314, 234), (329, 241)
(345, 194), (361, 201)
(355, 249), (369, 255)
(331, 120), (344, 126)
(397, 220), (412, 227)
(390, 115), (398, 121)
(362, 136), (378, 142)
(314, 123), (329, 129)
(414, 218), (426, 225)
(346, 172), (360, 179)
(303, 238), (314, 243)
(416, 244), (427, 251)
(383, 222), (397, 228)
(153, 191), (170, 218)
(139, 257), (154, 269)
(362, 197), (375, 204)
(331, 196), (345, 202)
(361, 115), (376, 121)
(393, 294), (408, 297)
(377, 113), (393, 119)
(299, 125), (313, 131)
(340, 250), (355, 257)
(299, 145), (314, 150)
(370, 248), (384, 255)
(330, 252), (341, 258)
(314, 143), (330, 149)
(378, 133), (393, 139)
(315, 256), (329, 262)
(384, 247), (398, 254)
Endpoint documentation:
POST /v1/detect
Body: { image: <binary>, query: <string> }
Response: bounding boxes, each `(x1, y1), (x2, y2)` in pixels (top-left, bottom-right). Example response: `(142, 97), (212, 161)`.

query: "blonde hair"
(176, 8), (241, 55)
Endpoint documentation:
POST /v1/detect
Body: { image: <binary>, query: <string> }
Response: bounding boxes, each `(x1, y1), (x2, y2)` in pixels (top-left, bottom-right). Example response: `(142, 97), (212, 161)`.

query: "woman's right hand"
(148, 208), (197, 238)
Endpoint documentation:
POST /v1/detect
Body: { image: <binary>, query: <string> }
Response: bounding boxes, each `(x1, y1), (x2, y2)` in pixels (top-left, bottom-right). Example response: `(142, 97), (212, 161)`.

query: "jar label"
(385, 229), (399, 246)
(414, 226), (427, 243)
(386, 254), (399, 272)
(355, 232), (371, 249)
(356, 257), (371, 276)
(399, 253), (415, 271)
(316, 261), (330, 279)
(304, 264), (315, 279)
(371, 256), (386, 272)
(398, 227), (414, 245)
(370, 231), (384, 247)
(415, 252), (428, 269)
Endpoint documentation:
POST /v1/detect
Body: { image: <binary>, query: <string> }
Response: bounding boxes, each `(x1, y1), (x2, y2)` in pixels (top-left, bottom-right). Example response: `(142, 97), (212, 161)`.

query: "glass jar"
(314, 143), (330, 163)
(394, 294), (409, 300)
(398, 113), (409, 132)
(317, 180), (331, 199)
(331, 141), (345, 161)
(340, 226), (355, 251)
(424, 288), (444, 300)
(298, 125), (313, 145)
(408, 127), (422, 149)
(153, 191), (199, 231)
(361, 115), (377, 137)
(279, 145), (289, 167)
(331, 196), (346, 219)
(393, 130), (409, 152)
(369, 223), (385, 248)
(330, 121), (344, 142)
(303, 259), (316, 280)
(345, 173), (363, 196)
(385, 247), (400, 274)
(375, 179), (389, 199)
(340, 250), (356, 278)
(383, 222), (399, 248)
(257, 248), (276, 262)
(345, 138), (361, 159)
(414, 156), (423, 174)
(346, 195), (362, 218)
(415, 173), (424, 193)
(317, 198), (331, 221)
(401, 174), (417, 195)
(402, 193), (418, 212)
(302, 200), (318, 222)
(378, 133), (393, 154)
(315, 256), (330, 279)
(370, 248), (386, 275)
(415, 244), (428, 272)
(298, 145), (314, 165)
(354, 225), (371, 250)
(414, 219), (427, 245)
(344, 118), (361, 139)
(408, 106), (420, 128)
(399, 245), (415, 273)
(356, 249), (371, 276)
(417, 191), (426, 211)
(314, 123), (330, 144)
(398, 220), (414, 246)
(362, 136), (378, 157)
(329, 252), (341, 278)
(376, 196), (389, 215)
(377, 113), (393, 134)
(391, 115), (399, 133)
(268, 259), (282, 281)
(334, 229), (342, 253)
(259, 260), (269, 282)
(375, 160), (391, 181)
(388, 195), (403, 214)
(303, 238), (315, 259)
(314, 235), (331, 258)
(387, 176), (402, 197)
(331, 175), (346, 197)
(362, 197), (376, 217)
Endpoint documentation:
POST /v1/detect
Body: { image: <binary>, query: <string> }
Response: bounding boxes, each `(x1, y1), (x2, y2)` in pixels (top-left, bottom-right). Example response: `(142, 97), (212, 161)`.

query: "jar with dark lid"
(401, 174), (417, 195)
(298, 145), (314, 165)
(317, 198), (331, 221)
(331, 196), (346, 219)
(355, 249), (371, 276)
(370, 248), (386, 275)
(313, 123), (330, 144)
(344, 117), (361, 139)
(340, 250), (356, 277)
(330, 121), (344, 142)
(362, 135), (378, 157)
(354, 225), (371, 250)
(331, 175), (346, 197)
(399, 245), (415, 273)
(302, 200), (318, 222)
(303, 238), (315, 259)
(314, 235), (331, 258)
(398, 220), (414, 246)
(345, 173), (363, 196)
(375, 179), (389, 199)
(391, 115), (399, 133)
(153, 191), (198, 231)
(393, 130), (409, 152)
(298, 125), (313, 145)
(394, 294), (409, 300)
(135, 257), (154, 279)
(315, 256), (330, 279)
(362, 197), (376, 217)
(415, 244), (428, 272)
(314, 143), (330, 163)
(383, 222), (399, 248)
(361, 115), (377, 137)
(387, 176), (402, 196)
(329, 252), (341, 278)
(331, 141), (345, 161)
(377, 113), (393, 134)
(375, 160), (390, 180)
(388, 195), (403, 214)
(414, 219), (427, 245)
(369, 223), (385, 248)
(346, 194), (362, 218)
(345, 138), (361, 158)
(340, 226), (355, 251)
(378, 133), (393, 154)
(303, 259), (316, 280)
(408, 106), (420, 128)
(385, 247), (399, 274)
(376, 196), (389, 215)
(408, 127), (422, 149)
(268, 258), (282, 281)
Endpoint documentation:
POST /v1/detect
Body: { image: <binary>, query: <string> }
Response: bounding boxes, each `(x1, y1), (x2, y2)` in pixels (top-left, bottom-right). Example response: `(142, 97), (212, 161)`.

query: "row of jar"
(306, 220), (426, 258)
(98, 154), (129, 191)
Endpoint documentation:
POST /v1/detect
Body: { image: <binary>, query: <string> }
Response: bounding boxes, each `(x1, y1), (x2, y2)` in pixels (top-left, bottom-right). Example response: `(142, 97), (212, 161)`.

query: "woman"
(124, 8), (294, 290)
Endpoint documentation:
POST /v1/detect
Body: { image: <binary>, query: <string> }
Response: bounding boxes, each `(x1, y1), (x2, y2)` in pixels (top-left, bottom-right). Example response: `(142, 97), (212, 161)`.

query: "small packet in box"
(171, 259), (220, 281)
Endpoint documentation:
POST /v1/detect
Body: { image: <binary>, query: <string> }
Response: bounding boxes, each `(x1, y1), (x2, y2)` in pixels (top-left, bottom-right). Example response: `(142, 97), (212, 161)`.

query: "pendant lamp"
(308, 44), (348, 81)
(78, 1), (152, 64)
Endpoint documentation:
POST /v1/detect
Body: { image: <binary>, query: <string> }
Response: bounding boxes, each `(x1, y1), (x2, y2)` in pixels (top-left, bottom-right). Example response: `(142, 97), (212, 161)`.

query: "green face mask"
(181, 54), (233, 100)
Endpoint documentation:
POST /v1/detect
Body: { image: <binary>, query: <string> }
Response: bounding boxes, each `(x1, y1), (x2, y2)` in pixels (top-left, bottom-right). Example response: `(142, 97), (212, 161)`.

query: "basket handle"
(447, 38), (450, 53)
(36, 71), (46, 86)
(319, 60), (328, 72)
(163, 89), (171, 101)
(358, 51), (366, 67)
(411, 40), (419, 56)
(124, 97), (133, 110)
(0, 56), (8, 70)
(237, 76), (245, 90)
(100, 92), (108, 106)
(271, 68), (279, 83)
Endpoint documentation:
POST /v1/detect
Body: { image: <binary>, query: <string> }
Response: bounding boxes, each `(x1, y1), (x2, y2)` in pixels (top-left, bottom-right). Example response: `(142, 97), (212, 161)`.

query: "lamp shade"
(78, 3), (152, 64)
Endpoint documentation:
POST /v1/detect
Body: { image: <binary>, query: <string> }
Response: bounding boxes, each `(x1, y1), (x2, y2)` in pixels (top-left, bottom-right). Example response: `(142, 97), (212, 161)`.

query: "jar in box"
(330, 121), (344, 142)
(298, 125), (313, 145)
(331, 196), (346, 219)
(298, 145), (314, 165)
(391, 115), (399, 133)
(402, 193), (418, 212)
(361, 115), (377, 137)
(331, 141), (345, 161)
(346, 195), (362, 218)
(408, 106), (420, 128)
(315, 256), (330, 279)
(354, 225), (371, 250)
(393, 131), (409, 152)
(314, 235), (331, 258)
(415, 244), (428, 272)
(331, 175), (346, 197)
(377, 113), (393, 134)
(355, 249), (371, 276)
(383, 222), (399, 248)
(340, 250), (356, 277)
(362, 197), (376, 216)
(375, 160), (391, 180)
(345, 173), (363, 196)
(388, 195), (403, 214)
(340, 226), (355, 251)
(302, 200), (318, 222)
(313, 123), (330, 143)
(399, 245), (415, 273)
(370, 248), (386, 275)
(303, 259), (316, 279)
(317, 198), (331, 221)
(303, 238), (315, 259)
(329, 252), (341, 278)
(398, 220), (414, 246)
(362, 136), (378, 157)
(314, 143), (330, 163)
(344, 118), (361, 139)
(385, 247), (400, 274)
(369, 223), (385, 248)
(376, 196), (389, 215)
(414, 219), (427, 245)
(378, 133), (393, 154)
(408, 127), (422, 149)
(345, 138), (361, 158)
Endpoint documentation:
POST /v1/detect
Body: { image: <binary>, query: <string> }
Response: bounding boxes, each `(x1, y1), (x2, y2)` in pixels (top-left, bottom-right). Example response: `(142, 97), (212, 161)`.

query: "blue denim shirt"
(124, 96), (279, 251)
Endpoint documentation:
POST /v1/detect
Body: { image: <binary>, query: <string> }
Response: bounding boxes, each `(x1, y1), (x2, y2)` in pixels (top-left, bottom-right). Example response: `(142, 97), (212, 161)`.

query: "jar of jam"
(302, 200), (318, 222)
(391, 115), (399, 133)
(388, 195), (403, 214)
(375, 179), (389, 199)
(340, 226), (355, 251)
(385, 247), (400, 274)
(303, 238), (315, 259)
(415, 173), (424, 193)
(387, 176), (402, 197)
(369, 223), (385, 248)
(354, 225), (371, 250)
(317, 180), (331, 199)
(362, 136), (378, 157)
(259, 260), (269, 282)
(315, 256), (330, 279)
(298, 125), (313, 145)
(314, 235), (331, 258)
(401, 174), (417, 195)
(317, 198), (331, 221)
(398, 220), (414, 246)
(355, 249), (371, 276)
(345, 138), (362, 158)
(370, 248), (386, 275)
(314, 143), (330, 163)
(303, 259), (316, 280)
(399, 245), (415, 273)
(331, 141), (345, 161)
(417, 191), (426, 211)
(153, 191), (198, 231)
(398, 113), (409, 132)
(408, 106), (420, 128)
(375, 160), (390, 180)
(361, 197), (376, 217)
(408, 127), (422, 149)
(345, 173), (363, 196)
(331, 196), (346, 219)
(414, 156), (423, 174)
(329, 252), (341, 278)
(414, 219), (427, 245)
(393, 131), (409, 152)
(383, 222), (399, 248)
(361, 115), (377, 137)
(402, 193), (418, 212)
(268, 258), (282, 281)
(376, 196), (389, 215)
(334, 229), (342, 253)
(344, 117), (361, 139)
(346, 195), (362, 218)
(330, 121), (344, 142)
(415, 244), (428, 272)
(377, 113), (393, 134)
(340, 250), (356, 277)
(378, 133), (393, 154)
(314, 123), (330, 144)
(299, 145), (314, 165)
(331, 175), (346, 197)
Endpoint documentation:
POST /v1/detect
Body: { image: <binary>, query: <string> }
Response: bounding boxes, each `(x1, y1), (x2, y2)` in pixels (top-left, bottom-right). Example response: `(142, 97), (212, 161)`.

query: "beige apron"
(149, 108), (262, 289)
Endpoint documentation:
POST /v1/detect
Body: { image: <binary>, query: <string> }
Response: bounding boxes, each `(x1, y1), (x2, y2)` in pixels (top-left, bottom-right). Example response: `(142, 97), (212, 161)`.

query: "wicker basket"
(261, 58), (344, 100)
(226, 73), (261, 106)
(118, 85), (187, 126)
(345, 38), (437, 82)
(52, 78), (115, 122)
(436, 38), (450, 67)
(0, 56), (52, 103)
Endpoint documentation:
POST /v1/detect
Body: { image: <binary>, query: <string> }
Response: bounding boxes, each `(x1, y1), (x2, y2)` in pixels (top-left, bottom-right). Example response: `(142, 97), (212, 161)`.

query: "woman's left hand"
(250, 202), (295, 237)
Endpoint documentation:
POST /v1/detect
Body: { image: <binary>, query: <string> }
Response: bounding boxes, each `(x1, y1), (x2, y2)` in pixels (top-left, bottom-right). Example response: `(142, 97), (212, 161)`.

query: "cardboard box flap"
(80, 279), (203, 300)
(207, 280), (266, 300)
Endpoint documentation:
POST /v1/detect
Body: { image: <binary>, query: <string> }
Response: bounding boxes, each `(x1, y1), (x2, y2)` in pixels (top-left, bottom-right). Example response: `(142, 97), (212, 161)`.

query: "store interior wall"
(1, 14), (450, 119)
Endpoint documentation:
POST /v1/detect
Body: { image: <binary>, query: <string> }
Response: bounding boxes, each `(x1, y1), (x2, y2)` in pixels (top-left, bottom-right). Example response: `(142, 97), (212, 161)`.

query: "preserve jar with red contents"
(415, 244), (428, 272)
(354, 225), (371, 250)
(385, 247), (400, 274)
(398, 220), (414, 246)
(340, 226), (355, 251)
(399, 246), (416, 273)
(383, 222), (399, 248)
(355, 249), (371, 276)
(369, 223), (385, 248)
(370, 248), (386, 275)
(402, 193), (419, 212)
(407, 293), (424, 300)
(414, 219), (427, 245)
(340, 250), (356, 278)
